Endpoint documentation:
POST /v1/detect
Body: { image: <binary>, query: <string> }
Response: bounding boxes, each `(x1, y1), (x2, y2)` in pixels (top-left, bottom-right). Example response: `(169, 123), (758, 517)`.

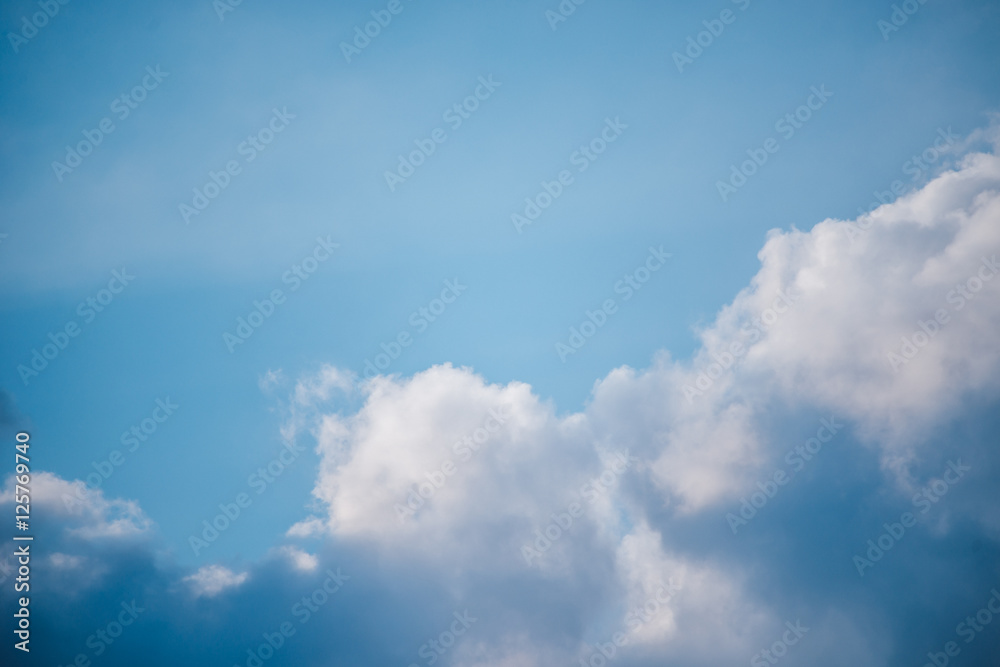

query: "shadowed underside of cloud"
(4, 129), (1000, 666)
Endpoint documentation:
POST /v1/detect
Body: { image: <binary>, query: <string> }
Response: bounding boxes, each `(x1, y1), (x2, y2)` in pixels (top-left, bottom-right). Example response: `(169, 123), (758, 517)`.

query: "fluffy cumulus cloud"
(591, 151), (1000, 512)
(4, 128), (1000, 666)
(308, 364), (594, 560)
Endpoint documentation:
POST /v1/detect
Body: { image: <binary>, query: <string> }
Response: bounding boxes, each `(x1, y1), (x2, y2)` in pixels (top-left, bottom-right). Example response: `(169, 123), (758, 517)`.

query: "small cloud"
(68, 498), (152, 539)
(276, 546), (318, 572)
(49, 553), (83, 570)
(259, 368), (285, 393)
(293, 364), (355, 407)
(286, 516), (326, 538)
(184, 565), (249, 598)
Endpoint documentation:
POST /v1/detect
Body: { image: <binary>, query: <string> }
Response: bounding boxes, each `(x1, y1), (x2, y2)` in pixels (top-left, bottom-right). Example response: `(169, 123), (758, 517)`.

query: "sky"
(1, 0), (1000, 665)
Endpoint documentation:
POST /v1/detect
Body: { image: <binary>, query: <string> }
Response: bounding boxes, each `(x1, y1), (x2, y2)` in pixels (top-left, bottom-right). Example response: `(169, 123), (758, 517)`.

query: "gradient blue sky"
(2, 1), (1000, 666)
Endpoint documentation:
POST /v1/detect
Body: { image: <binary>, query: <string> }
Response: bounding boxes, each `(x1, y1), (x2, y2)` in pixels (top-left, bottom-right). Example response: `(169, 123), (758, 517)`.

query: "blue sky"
(2, 1), (1000, 665)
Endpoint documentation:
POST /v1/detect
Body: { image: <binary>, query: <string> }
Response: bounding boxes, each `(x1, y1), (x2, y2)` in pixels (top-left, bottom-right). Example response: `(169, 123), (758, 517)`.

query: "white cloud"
(293, 364), (355, 407)
(306, 363), (597, 570)
(48, 553), (83, 570)
(1, 471), (152, 539)
(275, 545), (319, 572)
(286, 516), (327, 538)
(258, 368), (285, 393)
(184, 564), (249, 598)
